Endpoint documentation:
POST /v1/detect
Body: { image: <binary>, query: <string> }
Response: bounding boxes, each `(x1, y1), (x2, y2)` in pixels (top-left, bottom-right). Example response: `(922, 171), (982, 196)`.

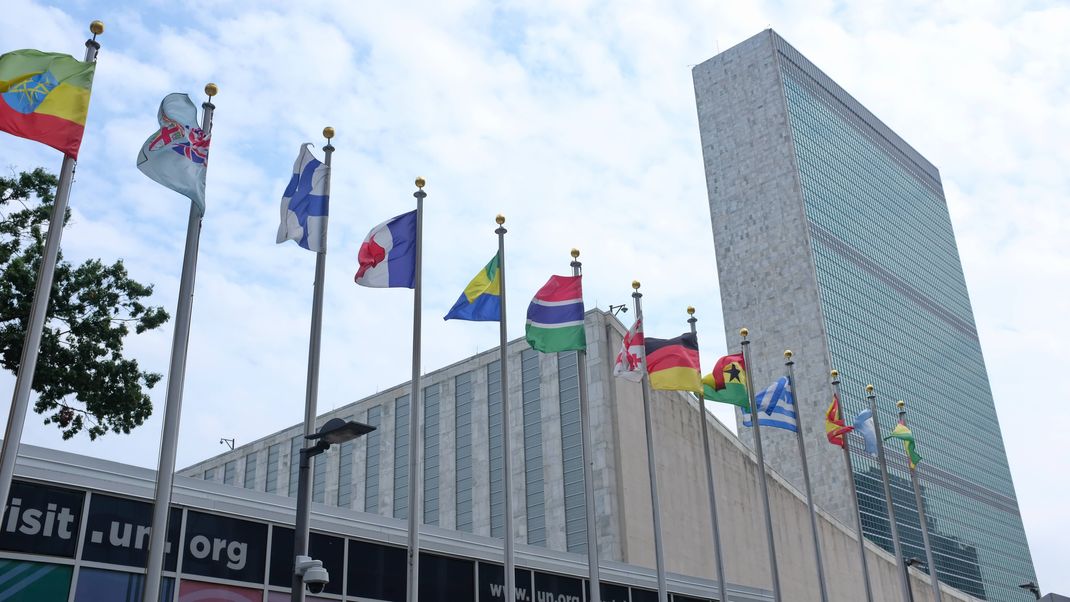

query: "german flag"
(645, 332), (702, 393)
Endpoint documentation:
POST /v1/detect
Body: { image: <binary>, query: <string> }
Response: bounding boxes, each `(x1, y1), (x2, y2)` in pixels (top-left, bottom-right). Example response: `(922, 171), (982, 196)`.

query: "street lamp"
(292, 418), (375, 601)
(1019, 581), (1041, 600)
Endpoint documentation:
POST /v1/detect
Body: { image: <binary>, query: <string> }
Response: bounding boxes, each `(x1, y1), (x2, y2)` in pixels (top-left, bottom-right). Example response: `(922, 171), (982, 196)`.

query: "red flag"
(825, 393), (854, 448)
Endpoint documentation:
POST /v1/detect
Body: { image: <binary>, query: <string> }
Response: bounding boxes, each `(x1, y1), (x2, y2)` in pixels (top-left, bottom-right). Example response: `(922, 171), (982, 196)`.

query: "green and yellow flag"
(0, 49), (96, 158)
(885, 420), (922, 469)
(703, 353), (749, 411)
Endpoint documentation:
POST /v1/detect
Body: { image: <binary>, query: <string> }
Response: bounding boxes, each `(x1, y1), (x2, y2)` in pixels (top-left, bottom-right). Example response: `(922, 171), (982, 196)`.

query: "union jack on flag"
(613, 318), (645, 382)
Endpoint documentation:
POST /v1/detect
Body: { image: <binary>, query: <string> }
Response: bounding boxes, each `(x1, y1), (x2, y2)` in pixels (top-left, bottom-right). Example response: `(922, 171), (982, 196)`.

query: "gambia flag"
(645, 333), (702, 393)
(525, 275), (585, 353)
(0, 49), (95, 159)
(702, 353), (749, 411)
(885, 419), (922, 469)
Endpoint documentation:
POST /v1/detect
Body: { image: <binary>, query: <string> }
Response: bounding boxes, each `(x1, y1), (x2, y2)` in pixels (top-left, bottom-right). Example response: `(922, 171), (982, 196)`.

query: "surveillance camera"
(295, 555), (329, 595)
(303, 566), (329, 594)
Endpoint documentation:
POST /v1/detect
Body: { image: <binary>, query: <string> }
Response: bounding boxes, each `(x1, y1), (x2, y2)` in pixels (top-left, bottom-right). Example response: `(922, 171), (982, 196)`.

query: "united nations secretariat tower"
(693, 29), (1036, 602)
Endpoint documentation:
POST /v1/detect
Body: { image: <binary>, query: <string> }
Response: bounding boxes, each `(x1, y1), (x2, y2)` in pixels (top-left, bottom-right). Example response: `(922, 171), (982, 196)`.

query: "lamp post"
(292, 418), (375, 601)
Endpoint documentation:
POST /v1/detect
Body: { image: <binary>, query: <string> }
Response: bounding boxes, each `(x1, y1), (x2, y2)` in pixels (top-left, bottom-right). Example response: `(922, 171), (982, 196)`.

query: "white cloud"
(2, 0), (1067, 595)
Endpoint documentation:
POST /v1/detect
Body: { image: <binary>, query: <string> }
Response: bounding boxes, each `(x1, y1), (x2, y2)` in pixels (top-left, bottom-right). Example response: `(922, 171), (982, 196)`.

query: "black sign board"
(533, 570), (583, 602)
(418, 552), (475, 602)
(0, 480), (84, 558)
(478, 563), (534, 602)
(586, 581), (630, 602)
(81, 493), (180, 570)
(672, 596), (710, 602)
(267, 526), (344, 595)
(632, 588), (659, 602)
(348, 539), (406, 602)
(181, 509), (267, 584)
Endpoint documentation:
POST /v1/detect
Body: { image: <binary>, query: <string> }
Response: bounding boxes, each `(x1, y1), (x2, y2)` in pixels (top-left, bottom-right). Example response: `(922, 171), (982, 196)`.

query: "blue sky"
(2, 0), (1068, 595)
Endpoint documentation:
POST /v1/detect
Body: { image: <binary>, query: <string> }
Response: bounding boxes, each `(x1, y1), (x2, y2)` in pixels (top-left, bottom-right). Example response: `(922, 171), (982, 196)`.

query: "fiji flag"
(444, 254), (501, 321)
(137, 93), (210, 214)
(277, 144), (329, 252)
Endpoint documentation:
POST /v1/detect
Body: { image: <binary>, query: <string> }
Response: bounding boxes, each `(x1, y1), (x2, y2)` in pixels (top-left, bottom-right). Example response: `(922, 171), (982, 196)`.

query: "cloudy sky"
(2, 0), (1067, 595)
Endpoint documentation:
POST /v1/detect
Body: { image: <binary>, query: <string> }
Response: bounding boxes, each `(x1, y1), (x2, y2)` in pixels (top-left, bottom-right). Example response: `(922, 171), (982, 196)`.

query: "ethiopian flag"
(702, 353), (749, 411)
(885, 420), (922, 469)
(0, 49), (95, 159)
(444, 254), (501, 321)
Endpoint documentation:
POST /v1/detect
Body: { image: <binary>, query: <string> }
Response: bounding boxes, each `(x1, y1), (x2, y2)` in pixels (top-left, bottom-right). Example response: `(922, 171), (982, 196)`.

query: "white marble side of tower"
(692, 29), (855, 524)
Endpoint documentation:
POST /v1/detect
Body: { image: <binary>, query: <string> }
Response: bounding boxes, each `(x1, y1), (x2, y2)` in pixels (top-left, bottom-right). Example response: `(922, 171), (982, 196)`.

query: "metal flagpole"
(739, 328), (781, 601)
(631, 281), (667, 602)
(0, 19), (104, 523)
(866, 384), (912, 602)
(899, 401), (941, 602)
(572, 250), (601, 602)
(142, 82), (217, 602)
(830, 370), (874, 602)
(783, 351), (829, 602)
(496, 215), (516, 602)
(405, 177), (426, 602)
(686, 308), (728, 602)
(289, 128), (335, 602)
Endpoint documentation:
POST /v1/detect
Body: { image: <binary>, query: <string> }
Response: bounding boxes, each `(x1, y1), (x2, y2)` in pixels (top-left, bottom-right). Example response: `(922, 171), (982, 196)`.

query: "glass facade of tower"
(774, 37), (1036, 601)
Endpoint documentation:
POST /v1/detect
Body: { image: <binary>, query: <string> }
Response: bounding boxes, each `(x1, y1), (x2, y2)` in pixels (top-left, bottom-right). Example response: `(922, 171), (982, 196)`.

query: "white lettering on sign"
(88, 521), (170, 553)
(188, 534), (247, 570)
(3, 498), (76, 539)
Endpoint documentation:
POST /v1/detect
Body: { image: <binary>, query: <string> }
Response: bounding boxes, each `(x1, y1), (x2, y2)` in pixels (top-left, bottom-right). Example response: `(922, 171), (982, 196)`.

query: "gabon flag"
(644, 333), (702, 393)
(0, 49), (95, 158)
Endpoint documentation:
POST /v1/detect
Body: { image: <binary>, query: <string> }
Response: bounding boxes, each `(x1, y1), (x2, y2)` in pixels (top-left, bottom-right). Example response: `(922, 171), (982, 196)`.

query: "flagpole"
(572, 250), (601, 602)
(739, 328), (781, 601)
(898, 400), (941, 602)
(783, 351), (829, 602)
(631, 281), (667, 602)
(142, 82), (217, 602)
(686, 308), (728, 602)
(0, 19), (104, 524)
(866, 384), (912, 602)
(288, 127), (335, 602)
(405, 177), (426, 602)
(496, 215), (516, 602)
(830, 370), (874, 602)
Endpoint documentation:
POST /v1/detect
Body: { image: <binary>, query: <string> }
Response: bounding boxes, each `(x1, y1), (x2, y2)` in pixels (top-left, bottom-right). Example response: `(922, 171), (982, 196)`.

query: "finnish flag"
(277, 144), (330, 252)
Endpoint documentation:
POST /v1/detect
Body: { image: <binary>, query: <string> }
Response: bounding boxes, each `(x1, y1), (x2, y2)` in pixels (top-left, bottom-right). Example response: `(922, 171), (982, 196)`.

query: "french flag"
(353, 210), (418, 288)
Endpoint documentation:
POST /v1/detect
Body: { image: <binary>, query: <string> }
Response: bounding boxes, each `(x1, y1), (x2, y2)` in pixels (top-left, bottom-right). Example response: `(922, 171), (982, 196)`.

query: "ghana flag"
(644, 332), (702, 393)
(0, 49), (95, 159)
(702, 353), (749, 411)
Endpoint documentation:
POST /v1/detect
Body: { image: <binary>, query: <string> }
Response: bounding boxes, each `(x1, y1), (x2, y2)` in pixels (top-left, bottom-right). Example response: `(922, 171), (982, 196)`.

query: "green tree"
(0, 168), (169, 439)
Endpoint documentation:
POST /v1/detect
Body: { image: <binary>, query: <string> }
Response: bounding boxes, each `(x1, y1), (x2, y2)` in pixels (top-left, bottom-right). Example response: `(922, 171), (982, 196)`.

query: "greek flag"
(742, 376), (797, 432)
(277, 143), (330, 252)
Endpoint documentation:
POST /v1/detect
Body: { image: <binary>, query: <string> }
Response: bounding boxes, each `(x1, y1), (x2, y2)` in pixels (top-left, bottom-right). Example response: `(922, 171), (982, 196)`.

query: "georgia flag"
(613, 318), (645, 382)
(353, 210), (418, 288)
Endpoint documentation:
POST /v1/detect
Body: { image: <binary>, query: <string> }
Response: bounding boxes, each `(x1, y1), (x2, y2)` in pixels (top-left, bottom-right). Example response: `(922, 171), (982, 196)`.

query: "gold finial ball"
(571, 248), (580, 259)
(866, 384), (875, 393)
(323, 127), (335, 140)
(830, 369), (839, 379)
(204, 83), (218, 97)
(632, 280), (641, 290)
(897, 400), (905, 409)
(415, 177), (426, 189)
(687, 306), (695, 315)
(784, 349), (793, 359)
(495, 214), (505, 225)
(739, 327), (749, 337)
(90, 20), (104, 35)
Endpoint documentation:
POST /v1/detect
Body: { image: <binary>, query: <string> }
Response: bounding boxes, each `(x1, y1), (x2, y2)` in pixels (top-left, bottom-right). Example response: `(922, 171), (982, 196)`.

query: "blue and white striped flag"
(742, 376), (797, 432)
(277, 143), (330, 252)
(853, 409), (879, 457)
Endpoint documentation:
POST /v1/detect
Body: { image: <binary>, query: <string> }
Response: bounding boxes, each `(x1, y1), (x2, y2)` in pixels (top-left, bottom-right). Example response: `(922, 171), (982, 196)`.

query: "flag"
(825, 393), (854, 448)
(444, 254), (501, 321)
(885, 420), (922, 469)
(644, 333), (702, 392)
(702, 353), (748, 411)
(353, 210), (418, 288)
(277, 143), (329, 252)
(137, 93), (210, 214)
(742, 377), (796, 432)
(853, 409), (878, 457)
(612, 318), (644, 382)
(0, 49), (95, 158)
(525, 275), (585, 353)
